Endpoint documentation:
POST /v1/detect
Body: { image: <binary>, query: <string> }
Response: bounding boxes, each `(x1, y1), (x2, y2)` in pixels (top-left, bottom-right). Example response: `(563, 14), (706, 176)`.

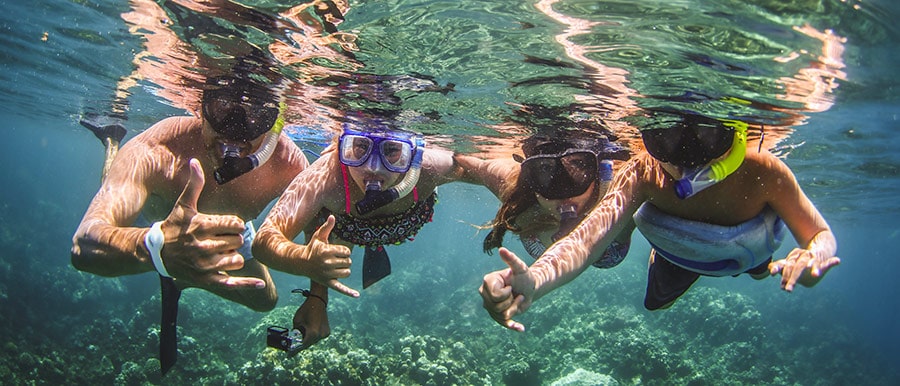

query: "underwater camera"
(266, 326), (304, 355)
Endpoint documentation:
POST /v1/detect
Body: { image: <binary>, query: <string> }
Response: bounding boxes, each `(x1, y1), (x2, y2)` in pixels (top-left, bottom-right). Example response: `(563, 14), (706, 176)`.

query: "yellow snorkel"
(674, 119), (748, 199)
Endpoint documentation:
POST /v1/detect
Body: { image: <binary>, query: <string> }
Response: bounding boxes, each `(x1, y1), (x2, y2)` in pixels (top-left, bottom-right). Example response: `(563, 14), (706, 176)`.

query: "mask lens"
(379, 140), (413, 172)
(560, 152), (596, 188)
(339, 135), (374, 166)
(246, 106), (279, 135)
(204, 98), (278, 141)
(522, 151), (597, 200)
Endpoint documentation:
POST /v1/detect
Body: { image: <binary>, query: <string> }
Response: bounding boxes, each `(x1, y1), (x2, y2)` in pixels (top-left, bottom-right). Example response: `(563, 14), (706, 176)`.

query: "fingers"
(770, 251), (842, 291)
(175, 158), (205, 212)
(480, 272), (512, 303)
(312, 215), (337, 243)
(503, 319), (525, 332)
(326, 279), (359, 298)
(196, 233), (244, 253)
(813, 257), (841, 277)
(479, 271), (525, 332)
(498, 247), (528, 275)
(211, 272), (267, 289)
(206, 253), (246, 272)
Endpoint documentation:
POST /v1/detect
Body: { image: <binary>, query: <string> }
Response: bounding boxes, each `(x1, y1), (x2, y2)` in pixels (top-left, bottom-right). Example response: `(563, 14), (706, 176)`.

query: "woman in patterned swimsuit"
(456, 130), (633, 269)
(253, 117), (463, 349)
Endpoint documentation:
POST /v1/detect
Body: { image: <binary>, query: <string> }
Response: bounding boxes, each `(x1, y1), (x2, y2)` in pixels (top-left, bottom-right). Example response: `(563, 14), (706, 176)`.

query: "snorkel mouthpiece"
(553, 204), (580, 241)
(214, 103), (286, 185)
(354, 134), (425, 215)
(356, 180), (398, 215)
(674, 120), (748, 199)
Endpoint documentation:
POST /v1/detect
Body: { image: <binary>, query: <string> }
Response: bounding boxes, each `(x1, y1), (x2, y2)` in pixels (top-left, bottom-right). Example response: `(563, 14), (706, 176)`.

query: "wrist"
(307, 292), (327, 307)
(144, 221), (172, 277)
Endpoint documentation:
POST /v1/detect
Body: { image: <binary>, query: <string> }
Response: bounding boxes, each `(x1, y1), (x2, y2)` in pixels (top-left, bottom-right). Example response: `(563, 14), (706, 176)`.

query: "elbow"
(70, 240), (91, 273)
(255, 293), (278, 312)
(246, 287), (278, 312)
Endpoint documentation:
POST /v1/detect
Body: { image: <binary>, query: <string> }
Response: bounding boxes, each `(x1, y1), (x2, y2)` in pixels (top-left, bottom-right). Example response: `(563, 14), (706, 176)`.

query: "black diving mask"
(520, 149), (600, 200)
(202, 96), (279, 142)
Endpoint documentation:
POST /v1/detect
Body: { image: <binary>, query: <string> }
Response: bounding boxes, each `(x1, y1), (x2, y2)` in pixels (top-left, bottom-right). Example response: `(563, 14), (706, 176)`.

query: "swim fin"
(159, 275), (181, 375)
(362, 246), (391, 289)
(80, 116), (127, 146)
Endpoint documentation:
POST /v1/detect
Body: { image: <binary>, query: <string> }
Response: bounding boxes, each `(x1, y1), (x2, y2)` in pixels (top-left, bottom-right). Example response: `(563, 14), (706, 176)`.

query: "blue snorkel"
(355, 134), (425, 215)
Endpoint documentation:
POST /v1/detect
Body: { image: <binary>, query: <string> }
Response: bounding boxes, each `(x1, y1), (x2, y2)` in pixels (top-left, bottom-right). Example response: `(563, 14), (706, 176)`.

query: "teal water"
(1, 0), (899, 384)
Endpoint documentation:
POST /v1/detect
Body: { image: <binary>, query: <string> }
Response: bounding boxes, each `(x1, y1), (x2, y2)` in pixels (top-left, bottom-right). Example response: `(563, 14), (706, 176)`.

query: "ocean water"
(1, 0), (899, 384)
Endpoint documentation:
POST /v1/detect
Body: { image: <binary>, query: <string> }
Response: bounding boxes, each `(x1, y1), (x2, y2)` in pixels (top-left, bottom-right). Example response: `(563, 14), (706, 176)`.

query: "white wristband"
(145, 221), (172, 278)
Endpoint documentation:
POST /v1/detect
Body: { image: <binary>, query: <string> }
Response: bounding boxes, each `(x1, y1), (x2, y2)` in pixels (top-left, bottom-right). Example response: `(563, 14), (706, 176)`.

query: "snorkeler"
(71, 75), (308, 373)
(252, 114), (464, 349)
(479, 111), (841, 332)
(456, 130), (632, 267)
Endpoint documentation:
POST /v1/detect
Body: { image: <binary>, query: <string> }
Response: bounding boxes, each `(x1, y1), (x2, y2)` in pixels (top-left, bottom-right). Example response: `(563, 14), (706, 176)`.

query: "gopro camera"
(266, 326), (304, 355)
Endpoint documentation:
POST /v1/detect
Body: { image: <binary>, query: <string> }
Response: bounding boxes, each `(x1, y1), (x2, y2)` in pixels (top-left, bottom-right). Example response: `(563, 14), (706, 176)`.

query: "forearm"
(252, 225), (311, 277)
(530, 193), (636, 300)
(71, 221), (154, 276)
(310, 280), (329, 304)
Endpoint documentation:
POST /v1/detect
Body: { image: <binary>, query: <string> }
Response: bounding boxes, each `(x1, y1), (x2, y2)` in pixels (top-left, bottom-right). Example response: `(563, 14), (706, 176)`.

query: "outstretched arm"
(763, 156), (840, 291)
(479, 157), (647, 329)
(451, 153), (519, 197)
(253, 159), (359, 297)
(528, 157), (646, 300)
(72, 156), (267, 290)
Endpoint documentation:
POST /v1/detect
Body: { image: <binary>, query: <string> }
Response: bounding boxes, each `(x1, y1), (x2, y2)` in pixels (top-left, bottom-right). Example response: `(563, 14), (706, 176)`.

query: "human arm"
(292, 280), (330, 348)
(479, 157), (647, 329)
(71, 156), (266, 289)
(252, 159), (360, 297)
(451, 153), (519, 197)
(763, 156), (840, 291)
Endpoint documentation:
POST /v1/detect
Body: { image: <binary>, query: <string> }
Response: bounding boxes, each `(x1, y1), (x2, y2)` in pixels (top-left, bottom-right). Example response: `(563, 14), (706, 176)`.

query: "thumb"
(312, 215), (337, 242)
(498, 247), (528, 275)
(175, 158), (205, 211)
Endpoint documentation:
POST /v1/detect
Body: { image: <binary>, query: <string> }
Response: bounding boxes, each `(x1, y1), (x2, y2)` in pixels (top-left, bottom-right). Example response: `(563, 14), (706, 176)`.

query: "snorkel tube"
(214, 103), (286, 185)
(356, 134), (425, 215)
(674, 119), (748, 199)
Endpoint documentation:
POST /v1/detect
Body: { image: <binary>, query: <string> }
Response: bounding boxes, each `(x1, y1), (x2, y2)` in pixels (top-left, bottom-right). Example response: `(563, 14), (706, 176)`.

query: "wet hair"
(482, 130), (626, 254)
(640, 111), (735, 168)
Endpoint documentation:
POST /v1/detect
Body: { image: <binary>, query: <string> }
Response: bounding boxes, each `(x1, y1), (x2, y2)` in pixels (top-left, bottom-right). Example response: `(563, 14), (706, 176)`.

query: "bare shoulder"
(743, 151), (797, 185)
(270, 135), (310, 172)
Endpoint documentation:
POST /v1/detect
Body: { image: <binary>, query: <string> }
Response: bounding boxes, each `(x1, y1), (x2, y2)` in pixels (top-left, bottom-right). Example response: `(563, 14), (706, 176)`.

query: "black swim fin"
(159, 275), (181, 375)
(362, 246), (391, 289)
(80, 116), (127, 145)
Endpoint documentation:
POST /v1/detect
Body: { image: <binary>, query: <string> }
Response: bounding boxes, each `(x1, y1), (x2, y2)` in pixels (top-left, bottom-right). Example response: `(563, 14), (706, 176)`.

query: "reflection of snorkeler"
(71, 76), (308, 374)
(480, 112), (840, 332)
(253, 116), (466, 350)
(456, 130), (633, 266)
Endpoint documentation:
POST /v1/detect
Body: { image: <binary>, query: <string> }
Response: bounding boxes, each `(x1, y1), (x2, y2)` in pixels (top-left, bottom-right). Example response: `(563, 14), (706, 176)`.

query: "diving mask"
(673, 120), (748, 199)
(521, 149), (600, 200)
(341, 126), (427, 215)
(338, 127), (423, 173)
(203, 95), (280, 142)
